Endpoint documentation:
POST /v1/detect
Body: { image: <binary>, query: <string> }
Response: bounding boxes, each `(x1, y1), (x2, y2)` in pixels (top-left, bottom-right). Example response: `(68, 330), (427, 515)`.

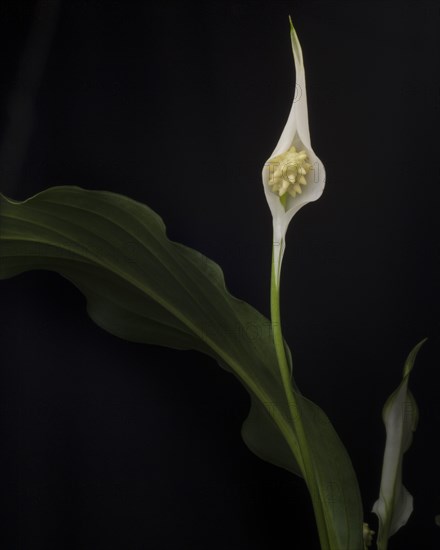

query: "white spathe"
(372, 339), (426, 550)
(262, 19), (326, 285)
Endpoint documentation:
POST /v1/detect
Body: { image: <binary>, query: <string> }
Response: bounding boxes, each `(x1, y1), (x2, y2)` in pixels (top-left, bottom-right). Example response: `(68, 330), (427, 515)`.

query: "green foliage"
(0, 186), (364, 549)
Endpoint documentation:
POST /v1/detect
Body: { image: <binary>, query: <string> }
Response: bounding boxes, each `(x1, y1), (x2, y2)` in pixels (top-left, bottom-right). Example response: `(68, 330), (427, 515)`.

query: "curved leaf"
(0, 186), (363, 549)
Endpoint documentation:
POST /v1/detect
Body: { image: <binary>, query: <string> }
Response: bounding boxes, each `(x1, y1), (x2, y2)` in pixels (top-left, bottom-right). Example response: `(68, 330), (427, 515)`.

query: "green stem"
(270, 247), (331, 550)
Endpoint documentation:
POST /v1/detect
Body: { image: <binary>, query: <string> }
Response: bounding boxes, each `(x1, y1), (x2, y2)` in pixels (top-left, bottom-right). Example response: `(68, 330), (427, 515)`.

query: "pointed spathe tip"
(288, 15), (299, 42)
(288, 15), (304, 69)
(403, 337), (428, 378)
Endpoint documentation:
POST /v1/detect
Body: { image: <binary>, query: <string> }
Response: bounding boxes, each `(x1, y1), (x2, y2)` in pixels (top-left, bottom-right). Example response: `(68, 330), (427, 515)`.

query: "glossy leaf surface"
(0, 186), (363, 549)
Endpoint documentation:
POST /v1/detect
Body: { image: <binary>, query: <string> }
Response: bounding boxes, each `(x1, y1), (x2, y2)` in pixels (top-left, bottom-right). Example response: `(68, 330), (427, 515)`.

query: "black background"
(0, 1), (439, 549)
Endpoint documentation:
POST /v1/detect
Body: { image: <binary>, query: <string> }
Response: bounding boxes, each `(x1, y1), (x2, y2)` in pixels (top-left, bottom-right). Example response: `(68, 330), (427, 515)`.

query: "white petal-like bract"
(262, 19), (326, 285)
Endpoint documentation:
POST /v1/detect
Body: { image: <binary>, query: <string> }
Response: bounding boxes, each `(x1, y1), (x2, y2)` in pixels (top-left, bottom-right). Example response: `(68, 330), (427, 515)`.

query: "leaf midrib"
(1, 204), (300, 471)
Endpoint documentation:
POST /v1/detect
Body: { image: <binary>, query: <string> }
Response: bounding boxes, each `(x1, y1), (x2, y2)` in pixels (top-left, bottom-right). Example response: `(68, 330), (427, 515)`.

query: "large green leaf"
(0, 186), (363, 549)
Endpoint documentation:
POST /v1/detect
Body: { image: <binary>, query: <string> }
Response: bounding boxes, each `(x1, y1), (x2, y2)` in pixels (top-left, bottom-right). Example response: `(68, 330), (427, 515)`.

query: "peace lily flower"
(263, 18), (326, 285)
(372, 339), (426, 550)
(265, 21), (332, 550)
(363, 523), (375, 549)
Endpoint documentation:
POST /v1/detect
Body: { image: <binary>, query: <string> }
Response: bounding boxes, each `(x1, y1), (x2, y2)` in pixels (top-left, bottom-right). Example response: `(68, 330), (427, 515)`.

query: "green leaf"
(0, 186), (364, 549)
(372, 339), (427, 550)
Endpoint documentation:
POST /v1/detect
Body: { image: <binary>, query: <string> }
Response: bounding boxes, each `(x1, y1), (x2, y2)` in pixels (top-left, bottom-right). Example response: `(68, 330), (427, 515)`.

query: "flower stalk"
(264, 18), (366, 550)
(270, 248), (331, 550)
